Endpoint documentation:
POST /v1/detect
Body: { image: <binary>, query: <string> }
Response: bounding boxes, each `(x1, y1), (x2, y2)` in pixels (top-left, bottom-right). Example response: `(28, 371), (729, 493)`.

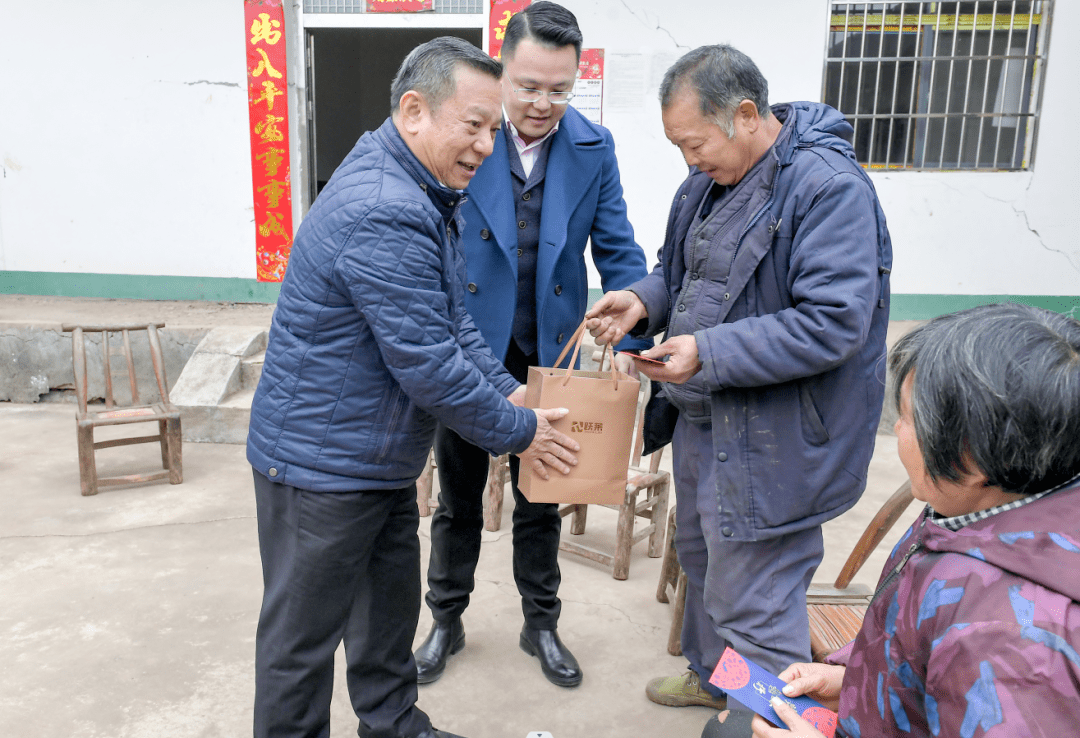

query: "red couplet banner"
(489, 0), (531, 58)
(245, 0), (294, 283)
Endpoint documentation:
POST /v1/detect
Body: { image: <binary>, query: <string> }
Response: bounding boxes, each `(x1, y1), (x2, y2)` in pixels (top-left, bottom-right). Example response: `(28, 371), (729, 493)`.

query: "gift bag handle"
(550, 320), (620, 390)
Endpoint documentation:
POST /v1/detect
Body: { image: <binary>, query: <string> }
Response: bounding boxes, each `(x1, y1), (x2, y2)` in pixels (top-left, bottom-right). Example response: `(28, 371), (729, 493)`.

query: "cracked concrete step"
(171, 327), (267, 444)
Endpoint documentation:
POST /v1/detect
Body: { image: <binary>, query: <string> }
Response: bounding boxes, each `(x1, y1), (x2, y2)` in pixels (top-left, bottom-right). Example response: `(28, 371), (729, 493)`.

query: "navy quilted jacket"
(247, 119), (537, 492)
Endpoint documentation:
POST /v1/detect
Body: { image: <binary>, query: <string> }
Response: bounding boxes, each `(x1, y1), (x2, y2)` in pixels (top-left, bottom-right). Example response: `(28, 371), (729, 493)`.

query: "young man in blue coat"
(586, 45), (893, 737)
(414, 2), (650, 689)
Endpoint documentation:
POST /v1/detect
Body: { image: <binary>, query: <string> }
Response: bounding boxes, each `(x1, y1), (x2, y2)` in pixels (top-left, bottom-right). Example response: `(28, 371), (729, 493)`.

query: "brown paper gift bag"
(519, 321), (638, 505)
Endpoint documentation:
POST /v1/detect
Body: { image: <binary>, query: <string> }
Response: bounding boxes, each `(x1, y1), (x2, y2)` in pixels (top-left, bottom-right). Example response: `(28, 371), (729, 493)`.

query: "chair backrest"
(833, 480), (915, 589)
(62, 323), (171, 413)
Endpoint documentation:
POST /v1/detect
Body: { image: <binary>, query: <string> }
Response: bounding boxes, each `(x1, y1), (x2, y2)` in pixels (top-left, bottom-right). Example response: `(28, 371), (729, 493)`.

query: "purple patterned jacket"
(830, 479), (1080, 737)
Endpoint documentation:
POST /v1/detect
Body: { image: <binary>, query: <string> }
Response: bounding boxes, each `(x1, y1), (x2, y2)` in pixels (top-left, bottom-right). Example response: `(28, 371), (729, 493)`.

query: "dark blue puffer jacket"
(247, 119), (537, 492)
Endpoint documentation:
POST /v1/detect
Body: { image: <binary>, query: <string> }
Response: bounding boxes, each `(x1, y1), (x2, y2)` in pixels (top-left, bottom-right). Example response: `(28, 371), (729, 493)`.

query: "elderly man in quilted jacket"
(586, 45), (892, 737)
(246, 38), (578, 738)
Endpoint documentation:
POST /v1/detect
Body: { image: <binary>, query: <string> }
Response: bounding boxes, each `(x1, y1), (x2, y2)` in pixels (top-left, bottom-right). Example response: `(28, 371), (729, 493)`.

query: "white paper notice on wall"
(605, 52), (647, 112)
(570, 48), (604, 126)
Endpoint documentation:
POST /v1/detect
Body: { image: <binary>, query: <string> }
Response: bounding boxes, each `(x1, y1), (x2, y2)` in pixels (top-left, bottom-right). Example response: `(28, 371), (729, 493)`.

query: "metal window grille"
(822, 1), (1053, 170)
(303, 0), (482, 12)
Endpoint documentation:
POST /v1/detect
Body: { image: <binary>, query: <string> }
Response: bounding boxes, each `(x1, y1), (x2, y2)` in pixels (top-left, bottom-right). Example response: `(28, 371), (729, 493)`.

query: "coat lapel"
(536, 112), (604, 298)
(467, 128), (520, 267)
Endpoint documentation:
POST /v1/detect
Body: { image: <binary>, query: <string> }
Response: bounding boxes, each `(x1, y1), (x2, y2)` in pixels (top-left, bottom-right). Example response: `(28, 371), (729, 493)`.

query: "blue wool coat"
(247, 119), (536, 493)
(633, 102), (893, 540)
(459, 105), (650, 365)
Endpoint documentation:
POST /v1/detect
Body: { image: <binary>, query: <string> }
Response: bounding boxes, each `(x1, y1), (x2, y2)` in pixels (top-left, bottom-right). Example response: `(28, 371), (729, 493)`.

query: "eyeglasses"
(508, 83), (575, 105)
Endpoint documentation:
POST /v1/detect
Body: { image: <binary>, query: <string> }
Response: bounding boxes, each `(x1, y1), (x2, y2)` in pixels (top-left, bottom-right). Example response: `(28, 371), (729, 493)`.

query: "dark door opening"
(306, 27), (484, 203)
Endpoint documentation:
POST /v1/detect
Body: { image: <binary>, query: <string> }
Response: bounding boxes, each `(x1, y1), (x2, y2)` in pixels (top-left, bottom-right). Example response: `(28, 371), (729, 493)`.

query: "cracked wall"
(0, 328), (207, 404)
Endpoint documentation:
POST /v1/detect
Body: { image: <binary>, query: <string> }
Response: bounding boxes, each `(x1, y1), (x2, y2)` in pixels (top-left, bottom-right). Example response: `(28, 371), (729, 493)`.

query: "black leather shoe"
(415, 728), (466, 738)
(414, 618), (465, 684)
(519, 626), (583, 687)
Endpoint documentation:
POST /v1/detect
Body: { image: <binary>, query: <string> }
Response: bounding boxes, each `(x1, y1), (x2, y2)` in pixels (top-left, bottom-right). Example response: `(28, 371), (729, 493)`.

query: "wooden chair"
(415, 450), (509, 532)
(63, 323), (183, 496)
(806, 480), (914, 661)
(656, 479), (915, 662)
(556, 372), (670, 580)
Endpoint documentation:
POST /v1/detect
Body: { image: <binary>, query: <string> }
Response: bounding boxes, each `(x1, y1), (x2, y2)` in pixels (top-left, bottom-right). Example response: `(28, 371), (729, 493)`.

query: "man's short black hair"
(390, 36), (502, 114)
(889, 302), (1080, 496)
(659, 44), (771, 136)
(501, 1), (582, 61)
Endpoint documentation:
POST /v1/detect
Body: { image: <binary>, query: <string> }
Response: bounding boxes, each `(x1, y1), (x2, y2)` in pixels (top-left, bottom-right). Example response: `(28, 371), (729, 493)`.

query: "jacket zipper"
(870, 518), (927, 605)
(729, 161), (783, 277)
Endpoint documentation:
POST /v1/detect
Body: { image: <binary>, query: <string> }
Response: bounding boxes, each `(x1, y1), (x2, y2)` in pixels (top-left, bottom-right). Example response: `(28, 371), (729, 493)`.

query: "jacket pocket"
(799, 383), (830, 445)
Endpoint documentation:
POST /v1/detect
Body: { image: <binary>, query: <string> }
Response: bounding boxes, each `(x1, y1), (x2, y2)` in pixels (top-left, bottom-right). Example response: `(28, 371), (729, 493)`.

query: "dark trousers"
(425, 341), (563, 630)
(253, 471), (430, 738)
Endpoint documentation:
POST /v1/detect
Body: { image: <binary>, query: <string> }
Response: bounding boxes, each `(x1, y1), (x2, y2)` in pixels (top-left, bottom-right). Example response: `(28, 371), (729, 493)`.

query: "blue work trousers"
(671, 416), (824, 704)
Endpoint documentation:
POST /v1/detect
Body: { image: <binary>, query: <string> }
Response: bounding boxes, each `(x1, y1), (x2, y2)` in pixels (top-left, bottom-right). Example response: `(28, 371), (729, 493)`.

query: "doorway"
(306, 27), (484, 201)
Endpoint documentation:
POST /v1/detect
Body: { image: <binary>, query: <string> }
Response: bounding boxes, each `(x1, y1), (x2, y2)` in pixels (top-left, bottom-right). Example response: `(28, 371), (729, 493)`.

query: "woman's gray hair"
(659, 45), (770, 138)
(390, 37), (502, 115)
(889, 302), (1080, 496)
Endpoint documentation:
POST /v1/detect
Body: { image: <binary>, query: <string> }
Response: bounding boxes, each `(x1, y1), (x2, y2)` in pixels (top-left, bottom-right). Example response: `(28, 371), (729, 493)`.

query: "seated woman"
(751, 302), (1080, 738)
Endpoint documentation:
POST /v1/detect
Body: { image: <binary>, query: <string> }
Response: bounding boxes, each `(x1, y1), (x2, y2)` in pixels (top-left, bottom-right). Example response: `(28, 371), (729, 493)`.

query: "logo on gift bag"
(570, 421), (604, 434)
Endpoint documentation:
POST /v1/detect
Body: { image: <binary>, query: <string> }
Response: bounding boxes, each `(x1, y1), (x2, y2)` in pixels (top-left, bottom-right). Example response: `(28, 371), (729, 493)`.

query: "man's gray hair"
(390, 36), (502, 115)
(889, 302), (1080, 497)
(659, 45), (770, 138)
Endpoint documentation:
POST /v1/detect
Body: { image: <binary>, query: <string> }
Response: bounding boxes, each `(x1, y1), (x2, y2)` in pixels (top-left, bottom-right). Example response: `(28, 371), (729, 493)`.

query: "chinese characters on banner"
(245, 0), (294, 283)
(488, 0), (531, 58)
(367, 0), (433, 11)
(571, 48), (603, 125)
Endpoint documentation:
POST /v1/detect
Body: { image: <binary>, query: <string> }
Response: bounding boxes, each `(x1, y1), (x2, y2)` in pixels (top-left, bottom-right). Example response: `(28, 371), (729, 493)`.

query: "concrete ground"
(0, 297), (921, 738)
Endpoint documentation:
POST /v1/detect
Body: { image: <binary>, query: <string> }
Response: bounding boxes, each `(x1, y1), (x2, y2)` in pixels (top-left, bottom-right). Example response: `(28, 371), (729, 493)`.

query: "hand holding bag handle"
(550, 320), (620, 390)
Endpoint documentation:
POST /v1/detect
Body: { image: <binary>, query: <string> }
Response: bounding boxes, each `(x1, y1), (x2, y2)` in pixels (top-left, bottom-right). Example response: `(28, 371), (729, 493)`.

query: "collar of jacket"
(374, 117), (466, 226)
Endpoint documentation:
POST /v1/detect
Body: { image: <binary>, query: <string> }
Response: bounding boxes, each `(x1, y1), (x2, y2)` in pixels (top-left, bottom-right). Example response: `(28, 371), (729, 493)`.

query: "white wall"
(0, 1), (255, 277)
(1, 0), (1076, 297)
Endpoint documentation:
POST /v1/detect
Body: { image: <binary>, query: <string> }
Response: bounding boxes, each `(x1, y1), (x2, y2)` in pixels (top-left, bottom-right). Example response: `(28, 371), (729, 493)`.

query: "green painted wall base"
(1, 272), (1076, 320)
(1, 271), (280, 303)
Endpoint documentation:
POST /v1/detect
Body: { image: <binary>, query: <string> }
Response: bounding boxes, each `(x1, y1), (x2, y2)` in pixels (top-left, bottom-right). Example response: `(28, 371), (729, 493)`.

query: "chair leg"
(483, 454), (507, 532)
(165, 416), (183, 484)
(667, 570), (687, 657)
(656, 507), (679, 602)
(569, 504), (587, 535)
(612, 490), (636, 580)
(416, 450), (435, 517)
(158, 419), (169, 468)
(76, 423), (98, 496)
(647, 479), (670, 558)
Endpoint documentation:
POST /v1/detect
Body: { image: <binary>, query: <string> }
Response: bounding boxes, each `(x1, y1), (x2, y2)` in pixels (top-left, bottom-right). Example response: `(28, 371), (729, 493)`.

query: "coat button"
(691, 272), (699, 280)
(678, 304), (686, 312)
(722, 526), (733, 537)
(480, 228), (490, 240)
(522, 192), (531, 201)
(717, 452), (728, 462)
(268, 467), (278, 477)
(517, 248), (523, 256)
(554, 285), (562, 296)
(557, 333), (565, 344)
(468, 283), (478, 293)
(518, 220), (527, 229)
(724, 293), (731, 300)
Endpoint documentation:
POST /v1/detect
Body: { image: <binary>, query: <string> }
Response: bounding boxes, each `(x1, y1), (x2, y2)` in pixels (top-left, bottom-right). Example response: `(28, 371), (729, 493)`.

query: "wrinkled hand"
(517, 407), (580, 480)
(612, 351), (639, 380)
(775, 663), (845, 712)
(584, 290), (647, 347)
(633, 334), (701, 384)
(751, 698), (827, 738)
(507, 385), (527, 407)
